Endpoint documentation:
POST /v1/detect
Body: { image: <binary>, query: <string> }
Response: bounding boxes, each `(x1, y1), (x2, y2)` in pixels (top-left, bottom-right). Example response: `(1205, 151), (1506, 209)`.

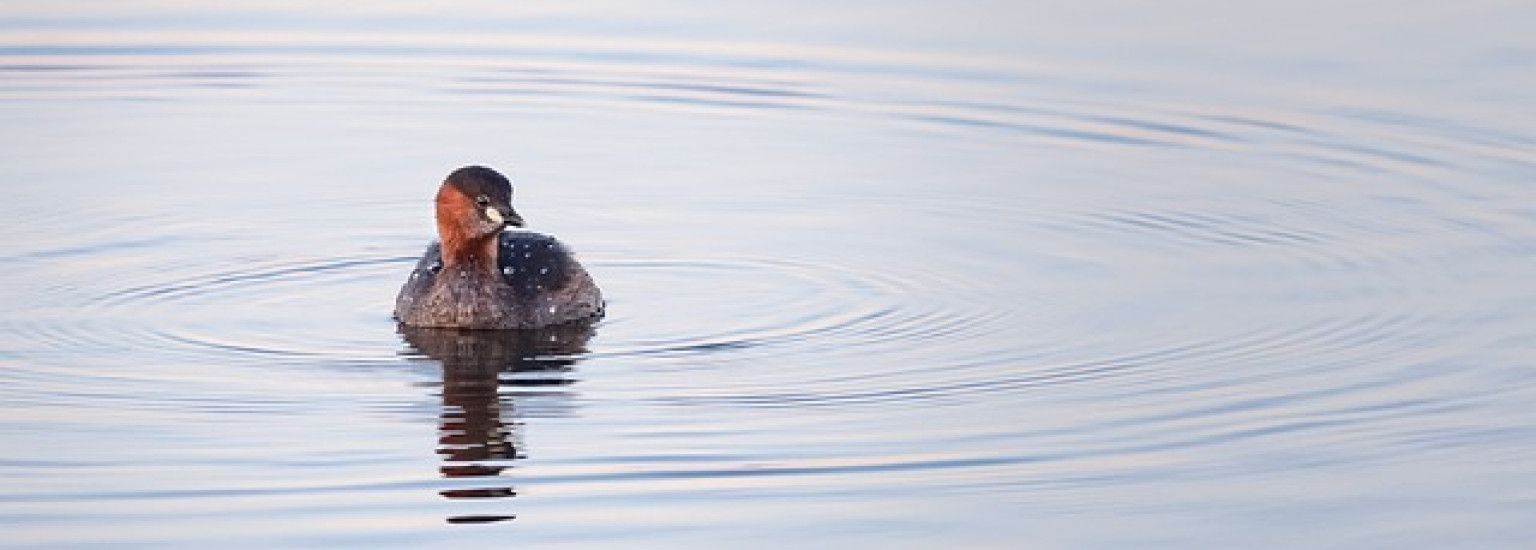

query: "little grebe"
(394, 166), (603, 329)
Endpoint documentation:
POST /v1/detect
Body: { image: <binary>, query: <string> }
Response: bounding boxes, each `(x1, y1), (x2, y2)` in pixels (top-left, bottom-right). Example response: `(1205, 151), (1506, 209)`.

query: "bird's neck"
(439, 226), (498, 273)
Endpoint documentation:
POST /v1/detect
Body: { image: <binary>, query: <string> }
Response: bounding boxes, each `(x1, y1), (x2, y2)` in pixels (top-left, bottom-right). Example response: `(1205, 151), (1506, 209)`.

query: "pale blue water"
(1, 2), (1534, 547)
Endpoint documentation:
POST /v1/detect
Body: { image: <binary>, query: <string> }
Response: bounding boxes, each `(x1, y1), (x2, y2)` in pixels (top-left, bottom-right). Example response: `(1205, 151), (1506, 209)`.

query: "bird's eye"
(474, 196), (490, 207)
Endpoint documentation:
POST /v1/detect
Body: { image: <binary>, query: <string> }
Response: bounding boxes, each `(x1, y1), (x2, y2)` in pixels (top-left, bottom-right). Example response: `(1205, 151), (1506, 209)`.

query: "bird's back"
(395, 231), (603, 329)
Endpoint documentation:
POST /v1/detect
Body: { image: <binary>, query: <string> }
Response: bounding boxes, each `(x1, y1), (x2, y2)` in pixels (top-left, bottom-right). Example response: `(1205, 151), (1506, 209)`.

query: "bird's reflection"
(398, 322), (595, 525)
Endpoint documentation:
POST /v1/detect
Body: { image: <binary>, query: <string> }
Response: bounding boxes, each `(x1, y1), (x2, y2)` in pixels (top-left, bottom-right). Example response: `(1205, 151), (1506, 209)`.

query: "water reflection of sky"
(1, 1), (1534, 547)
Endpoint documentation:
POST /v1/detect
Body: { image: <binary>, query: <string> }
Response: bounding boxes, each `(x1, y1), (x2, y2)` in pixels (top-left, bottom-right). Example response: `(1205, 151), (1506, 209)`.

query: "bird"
(394, 165), (603, 329)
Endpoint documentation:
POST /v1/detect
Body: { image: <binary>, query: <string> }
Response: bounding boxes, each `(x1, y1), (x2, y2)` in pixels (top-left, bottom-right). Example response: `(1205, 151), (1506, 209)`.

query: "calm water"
(2, 2), (1535, 547)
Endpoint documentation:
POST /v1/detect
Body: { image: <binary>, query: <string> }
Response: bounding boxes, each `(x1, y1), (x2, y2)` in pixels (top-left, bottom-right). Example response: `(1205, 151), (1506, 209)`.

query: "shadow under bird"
(395, 166), (604, 329)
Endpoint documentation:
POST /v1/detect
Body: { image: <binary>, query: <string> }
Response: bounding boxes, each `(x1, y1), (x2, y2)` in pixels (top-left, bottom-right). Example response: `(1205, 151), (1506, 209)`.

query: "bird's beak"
(489, 206), (524, 228)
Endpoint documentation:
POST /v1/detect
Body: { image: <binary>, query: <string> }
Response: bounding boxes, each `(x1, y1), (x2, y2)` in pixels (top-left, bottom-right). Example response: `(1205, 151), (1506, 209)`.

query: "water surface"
(1, 2), (1534, 547)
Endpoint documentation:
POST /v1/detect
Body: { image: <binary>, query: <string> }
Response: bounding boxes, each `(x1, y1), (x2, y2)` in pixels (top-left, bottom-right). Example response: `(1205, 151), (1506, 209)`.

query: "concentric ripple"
(9, 254), (405, 367)
(588, 256), (1010, 360)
